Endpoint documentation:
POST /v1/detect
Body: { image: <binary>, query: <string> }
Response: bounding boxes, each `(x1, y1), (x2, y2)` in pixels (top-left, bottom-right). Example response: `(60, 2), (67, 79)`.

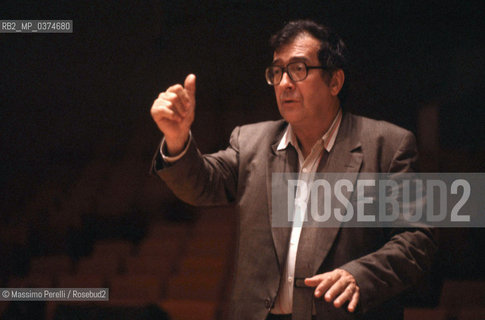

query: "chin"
(281, 112), (304, 125)
(279, 106), (301, 121)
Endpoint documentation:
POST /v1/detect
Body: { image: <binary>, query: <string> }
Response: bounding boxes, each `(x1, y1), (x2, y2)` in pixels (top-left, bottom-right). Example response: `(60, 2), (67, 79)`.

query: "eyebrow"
(272, 56), (311, 65)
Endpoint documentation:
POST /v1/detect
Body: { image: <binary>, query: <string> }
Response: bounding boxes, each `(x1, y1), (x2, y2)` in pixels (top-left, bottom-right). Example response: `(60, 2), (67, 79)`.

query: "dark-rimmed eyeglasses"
(265, 61), (326, 86)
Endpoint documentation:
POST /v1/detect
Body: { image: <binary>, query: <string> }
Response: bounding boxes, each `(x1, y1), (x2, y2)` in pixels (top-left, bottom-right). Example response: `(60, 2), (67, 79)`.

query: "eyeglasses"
(265, 61), (326, 86)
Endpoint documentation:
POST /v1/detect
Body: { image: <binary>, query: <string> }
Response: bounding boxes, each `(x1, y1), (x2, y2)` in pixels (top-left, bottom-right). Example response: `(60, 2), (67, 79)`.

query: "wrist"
(165, 133), (190, 156)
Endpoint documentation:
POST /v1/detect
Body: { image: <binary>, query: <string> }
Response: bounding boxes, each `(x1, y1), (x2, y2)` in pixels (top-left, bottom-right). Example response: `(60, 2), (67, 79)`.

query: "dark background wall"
(0, 0), (484, 279)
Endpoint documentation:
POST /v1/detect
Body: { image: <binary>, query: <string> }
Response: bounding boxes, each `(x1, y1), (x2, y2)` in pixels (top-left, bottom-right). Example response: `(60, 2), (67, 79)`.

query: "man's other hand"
(304, 269), (360, 313)
(151, 74), (196, 155)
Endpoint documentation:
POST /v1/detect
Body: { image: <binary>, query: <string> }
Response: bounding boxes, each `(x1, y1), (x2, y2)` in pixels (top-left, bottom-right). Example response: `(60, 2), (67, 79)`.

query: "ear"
(329, 69), (345, 96)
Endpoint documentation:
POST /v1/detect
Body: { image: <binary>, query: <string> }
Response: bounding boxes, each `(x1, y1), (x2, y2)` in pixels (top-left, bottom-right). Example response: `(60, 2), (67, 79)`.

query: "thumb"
(184, 74), (196, 102)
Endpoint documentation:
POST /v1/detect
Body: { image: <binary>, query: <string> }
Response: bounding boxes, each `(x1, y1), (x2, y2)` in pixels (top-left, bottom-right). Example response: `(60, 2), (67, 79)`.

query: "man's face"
(272, 33), (339, 128)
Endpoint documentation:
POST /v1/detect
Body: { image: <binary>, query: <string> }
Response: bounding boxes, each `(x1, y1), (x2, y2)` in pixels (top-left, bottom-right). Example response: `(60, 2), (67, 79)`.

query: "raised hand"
(150, 74), (196, 155)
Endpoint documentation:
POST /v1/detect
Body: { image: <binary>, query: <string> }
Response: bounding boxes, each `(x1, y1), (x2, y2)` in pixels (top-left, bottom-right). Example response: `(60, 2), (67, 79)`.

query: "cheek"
(297, 86), (310, 103)
(309, 84), (330, 101)
(274, 88), (283, 103)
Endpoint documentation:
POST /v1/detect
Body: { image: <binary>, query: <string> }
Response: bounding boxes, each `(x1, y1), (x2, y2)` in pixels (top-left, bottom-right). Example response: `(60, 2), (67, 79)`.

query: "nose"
(279, 71), (294, 88)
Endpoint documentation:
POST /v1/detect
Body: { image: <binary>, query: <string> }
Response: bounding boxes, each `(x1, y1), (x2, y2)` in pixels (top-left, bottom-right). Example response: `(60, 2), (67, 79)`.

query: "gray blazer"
(152, 112), (437, 320)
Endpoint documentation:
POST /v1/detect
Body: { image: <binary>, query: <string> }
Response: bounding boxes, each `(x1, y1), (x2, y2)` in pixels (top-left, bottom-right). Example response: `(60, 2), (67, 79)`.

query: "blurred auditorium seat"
(145, 221), (190, 241)
(76, 255), (122, 277)
(458, 308), (485, 320)
(159, 299), (217, 320)
(177, 256), (227, 277)
(193, 206), (235, 234)
(91, 239), (135, 258)
(29, 255), (74, 275)
(0, 224), (29, 246)
(136, 237), (185, 262)
(57, 274), (106, 289)
(95, 160), (143, 216)
(166, 272), (223, 301)
(404, 307), (449, 320)
(185, 236), (232, 259)
(64, 160), (110, 208)
(133, 176), (165, 213)
(0, 302), (9, 318)
(52, 303), (170, 320)
(124, 255), (175, 279)
(439, 280), (485, 308)
(1, 301), (46, 320)
(401, 280), (485, 320)
(8, 273), (54, 288)
(108, 274), (163, 303)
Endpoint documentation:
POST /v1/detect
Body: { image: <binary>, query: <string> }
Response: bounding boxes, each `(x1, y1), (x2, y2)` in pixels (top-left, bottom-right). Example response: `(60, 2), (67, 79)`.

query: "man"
(150, 20), (436, 320)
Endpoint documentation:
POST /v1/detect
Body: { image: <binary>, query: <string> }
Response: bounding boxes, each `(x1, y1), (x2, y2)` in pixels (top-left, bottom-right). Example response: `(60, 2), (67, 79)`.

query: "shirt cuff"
(160, 131), (192, 163)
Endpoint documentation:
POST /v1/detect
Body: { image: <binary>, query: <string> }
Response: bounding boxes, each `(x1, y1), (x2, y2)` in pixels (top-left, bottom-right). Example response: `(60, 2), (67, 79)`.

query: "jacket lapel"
(266, 124), (297, 271)
(296, 113), (364, 277)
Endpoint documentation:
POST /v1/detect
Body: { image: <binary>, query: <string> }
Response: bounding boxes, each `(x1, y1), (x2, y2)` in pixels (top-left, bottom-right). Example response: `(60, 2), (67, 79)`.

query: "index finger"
(311, 275), (339, 298)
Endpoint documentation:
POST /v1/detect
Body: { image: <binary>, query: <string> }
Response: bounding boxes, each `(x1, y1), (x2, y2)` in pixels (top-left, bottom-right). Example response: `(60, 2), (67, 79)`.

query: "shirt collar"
(277, 108), (342, 153)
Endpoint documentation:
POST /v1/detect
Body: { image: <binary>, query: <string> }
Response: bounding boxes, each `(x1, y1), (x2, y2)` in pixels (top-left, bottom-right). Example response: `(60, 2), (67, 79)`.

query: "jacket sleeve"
(151, 127), (240, 206)
(338, 131), (438, 313)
